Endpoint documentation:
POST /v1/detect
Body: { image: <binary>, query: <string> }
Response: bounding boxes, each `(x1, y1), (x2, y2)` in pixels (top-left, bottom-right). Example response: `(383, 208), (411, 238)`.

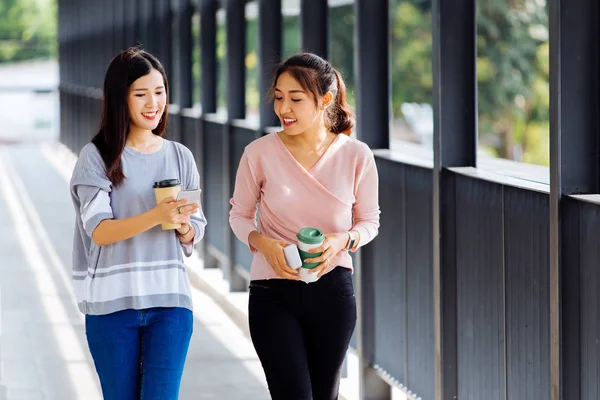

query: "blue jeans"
(85, 307), (193, 400)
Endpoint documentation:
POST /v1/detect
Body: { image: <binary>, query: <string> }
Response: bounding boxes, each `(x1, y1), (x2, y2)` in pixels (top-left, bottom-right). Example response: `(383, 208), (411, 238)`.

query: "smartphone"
(176, 189), (202, 206)
(283, 243), (303, 270)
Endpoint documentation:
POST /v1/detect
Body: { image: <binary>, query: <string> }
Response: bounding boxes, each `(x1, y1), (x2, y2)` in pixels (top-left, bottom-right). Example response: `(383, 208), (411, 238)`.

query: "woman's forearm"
(91, 209), (159, 246)
(248, 230), (271, 253)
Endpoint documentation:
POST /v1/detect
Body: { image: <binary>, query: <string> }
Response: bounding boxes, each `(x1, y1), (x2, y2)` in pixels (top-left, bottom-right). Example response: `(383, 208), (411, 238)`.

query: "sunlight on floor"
(0, 152), (102, 400)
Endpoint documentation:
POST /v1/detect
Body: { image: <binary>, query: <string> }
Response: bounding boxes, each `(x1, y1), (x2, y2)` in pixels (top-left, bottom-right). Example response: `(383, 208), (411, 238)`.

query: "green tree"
(390, 0), (549, 165)
(0, 0), (57, 63)
(283, 14), (300, 59)
(329, 4), (356, 107)
(476, 0), (549, 163)
(390, 1), (433, 116)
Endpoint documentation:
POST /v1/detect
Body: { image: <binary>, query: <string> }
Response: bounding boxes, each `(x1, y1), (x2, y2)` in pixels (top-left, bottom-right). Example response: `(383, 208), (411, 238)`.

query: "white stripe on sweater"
(81, 190), (112, 225)
(83, 267), (191, 304)
(89, 259), (183, 275)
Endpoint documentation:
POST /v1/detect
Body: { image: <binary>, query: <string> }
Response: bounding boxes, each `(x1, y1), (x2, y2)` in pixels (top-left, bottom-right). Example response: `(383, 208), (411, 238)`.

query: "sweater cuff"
(235, 224), (258, 253)
(352, 225), (372, 251)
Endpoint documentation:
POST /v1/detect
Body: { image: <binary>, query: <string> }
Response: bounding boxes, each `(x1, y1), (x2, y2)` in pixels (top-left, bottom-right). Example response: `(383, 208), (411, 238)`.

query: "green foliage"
(329, 5), (356, 108)
(192, 13), (201, 105)
(217, 15), (227, 111)
(476, 0), (549, 163)
(283, 15), (301, 58)
(390, 1), (433, 116)
(0, 0), (57, 63)
(246, 16), (259, 113)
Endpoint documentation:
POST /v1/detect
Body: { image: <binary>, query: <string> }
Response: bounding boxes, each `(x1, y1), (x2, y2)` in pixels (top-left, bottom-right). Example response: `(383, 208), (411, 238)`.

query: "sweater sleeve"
(351, 154), (380, 250)
(229, 150), (261, 253)
(70, 144), (113, 238)
(69, 144), (114, 239)
(179, 146), (207, 257)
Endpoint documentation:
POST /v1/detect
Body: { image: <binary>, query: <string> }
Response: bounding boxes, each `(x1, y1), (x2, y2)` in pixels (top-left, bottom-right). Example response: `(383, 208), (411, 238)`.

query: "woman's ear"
(321, 92), (334, 110)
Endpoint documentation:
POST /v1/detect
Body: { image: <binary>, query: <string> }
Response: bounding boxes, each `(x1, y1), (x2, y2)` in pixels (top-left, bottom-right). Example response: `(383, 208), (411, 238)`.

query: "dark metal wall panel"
(229, 125), (259, 274)
(181, 116), (201, 160)
(578, 201), (600, 400)
(202, 120), (227, 254)
(372, 158), (407, 384)
(166, 111), (182, 143)
(405, 166), (435, 400)
(504, 187), (550, 400)
(455, 175), (505, 400)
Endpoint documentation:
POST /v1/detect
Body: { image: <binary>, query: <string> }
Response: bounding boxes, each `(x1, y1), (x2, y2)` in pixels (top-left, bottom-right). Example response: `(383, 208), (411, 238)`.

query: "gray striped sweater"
(70, 139), (207, 315)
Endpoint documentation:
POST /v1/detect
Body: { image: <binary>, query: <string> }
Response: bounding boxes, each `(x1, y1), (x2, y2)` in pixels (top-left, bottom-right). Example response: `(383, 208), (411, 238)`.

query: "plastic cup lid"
(297, 227), (324, 245)
(153, 179), (181, 188)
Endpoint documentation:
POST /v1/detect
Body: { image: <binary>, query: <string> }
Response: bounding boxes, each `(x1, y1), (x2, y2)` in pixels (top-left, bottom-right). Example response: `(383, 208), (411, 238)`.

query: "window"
(192, 8), (201, 108)
(476, 0), (549, 165)
(282, 0), (301, 58)
(389, 0), (433, 152)
(246, 2), (259, 125)
(328, 0), (356, 110)
(216, 8), (227, 118)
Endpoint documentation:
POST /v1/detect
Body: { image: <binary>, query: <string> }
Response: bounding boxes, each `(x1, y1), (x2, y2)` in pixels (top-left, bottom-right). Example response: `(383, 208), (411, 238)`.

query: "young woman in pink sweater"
(229, 53), (380, 400)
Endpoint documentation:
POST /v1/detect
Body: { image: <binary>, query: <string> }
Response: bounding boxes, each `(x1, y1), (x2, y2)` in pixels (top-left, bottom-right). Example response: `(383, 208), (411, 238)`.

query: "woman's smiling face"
(273, 71), (324, 136)
(127, 68), (167, 134)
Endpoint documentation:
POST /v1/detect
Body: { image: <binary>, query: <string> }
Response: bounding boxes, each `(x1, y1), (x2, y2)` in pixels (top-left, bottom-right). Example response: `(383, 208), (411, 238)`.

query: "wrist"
(250, 231), (270, 253)
(177, 222), (192, 237)
(177, 223), (193, 242)
(177, 223), (192, 235)
(147, 208), (160, 227)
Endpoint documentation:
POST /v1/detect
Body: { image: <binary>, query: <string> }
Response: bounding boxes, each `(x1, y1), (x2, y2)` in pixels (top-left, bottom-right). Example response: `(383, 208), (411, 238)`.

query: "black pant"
(248, 266), (357, 400)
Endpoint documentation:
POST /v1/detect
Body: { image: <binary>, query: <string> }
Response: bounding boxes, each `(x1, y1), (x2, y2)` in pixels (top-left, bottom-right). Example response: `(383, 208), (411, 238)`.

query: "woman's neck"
(126, 128), (158, 149)
(287, 124), (333, 150)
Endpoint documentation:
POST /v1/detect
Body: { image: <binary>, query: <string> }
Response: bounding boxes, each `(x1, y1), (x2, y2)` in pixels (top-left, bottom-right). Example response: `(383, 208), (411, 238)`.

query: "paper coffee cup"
(296, 227), (324, 283)
(153, 179), (182, 230)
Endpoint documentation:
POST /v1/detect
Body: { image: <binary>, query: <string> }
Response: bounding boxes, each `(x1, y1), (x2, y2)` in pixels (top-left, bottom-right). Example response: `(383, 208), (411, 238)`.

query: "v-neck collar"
(274, 132), (341, 175)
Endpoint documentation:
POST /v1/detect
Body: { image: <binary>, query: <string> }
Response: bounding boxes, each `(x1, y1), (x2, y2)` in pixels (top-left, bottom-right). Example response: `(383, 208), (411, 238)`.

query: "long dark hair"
(91, 48), (169, 186)
(270, 53), (354, 135)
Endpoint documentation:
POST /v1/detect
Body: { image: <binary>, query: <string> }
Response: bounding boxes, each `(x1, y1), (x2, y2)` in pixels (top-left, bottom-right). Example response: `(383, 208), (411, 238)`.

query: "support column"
(432, 0), (477, 399)
(432, 0), (477, 400)
(225, 0), (247, 292)
(226, 0), (246, 120)
(300, 0), (328, 59)
(354, 1), (391, 399)
(200, 0), (217, 113)
(549, 1), (600, 399)
(258, 0), (282, 130)
(176, 0), (194, 109)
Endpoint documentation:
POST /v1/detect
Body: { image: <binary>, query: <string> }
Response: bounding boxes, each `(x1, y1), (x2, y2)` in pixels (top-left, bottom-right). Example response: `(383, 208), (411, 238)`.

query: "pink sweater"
(229, 132), (380, 280)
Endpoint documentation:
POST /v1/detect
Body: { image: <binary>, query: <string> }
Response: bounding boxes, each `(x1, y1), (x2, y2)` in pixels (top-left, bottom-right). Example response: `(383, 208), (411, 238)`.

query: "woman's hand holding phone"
(250, 232), (299, 280)
(153, 197), (199, 226)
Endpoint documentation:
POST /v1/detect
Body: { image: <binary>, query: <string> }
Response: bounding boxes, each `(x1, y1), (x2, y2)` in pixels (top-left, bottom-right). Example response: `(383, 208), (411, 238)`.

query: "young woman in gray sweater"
(70, 48), (206, 400)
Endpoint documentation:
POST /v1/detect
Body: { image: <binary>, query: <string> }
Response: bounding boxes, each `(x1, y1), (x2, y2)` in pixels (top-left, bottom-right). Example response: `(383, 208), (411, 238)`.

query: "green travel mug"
(296, 227), (324, 283)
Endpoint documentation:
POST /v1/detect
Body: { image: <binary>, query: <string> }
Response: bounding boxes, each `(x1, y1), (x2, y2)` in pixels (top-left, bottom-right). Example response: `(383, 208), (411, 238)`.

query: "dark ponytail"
(270, 52), (355, 136)
(327, 69), (354, 135)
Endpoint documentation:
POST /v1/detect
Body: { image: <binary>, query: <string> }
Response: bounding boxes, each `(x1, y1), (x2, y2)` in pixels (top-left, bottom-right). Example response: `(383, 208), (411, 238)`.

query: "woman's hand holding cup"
(153, 197), (199, 226)
(305, 232), (348, 279)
